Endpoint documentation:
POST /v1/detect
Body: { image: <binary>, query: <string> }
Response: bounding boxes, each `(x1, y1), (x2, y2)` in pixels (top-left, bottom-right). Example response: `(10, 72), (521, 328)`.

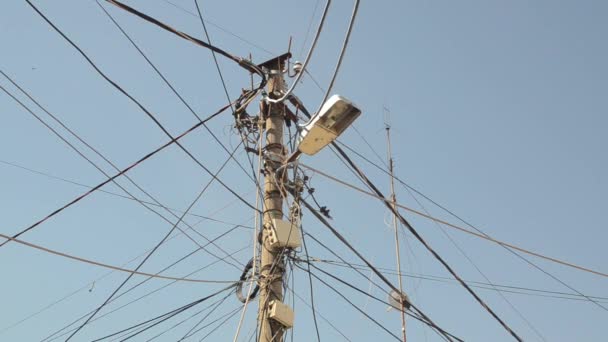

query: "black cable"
(43, 243), (249, 342)
(184, 306), (242, 340)
(302, 232), (457, 342)
(104, 0), (266, 83)
(302, 266), (402, 341)
(158, 0), (274, 56)
(0, 74), (244, 271)
(0, 157), (248, 228)
(95, 1), (256, 185)
(337, 140), (608, 313)
(305, 263), (463, 342)
(176, 293), (231, 341)
(64, 138), (245, 340)
(146, 293), (229, 341)
(327, 144), (523, 341)
(1, 101), (230, 250)
(25, 0), (258, 213)
(293, 100), (522, 341)
(300, 227), (321, 342)
(91, 285), (235, 341)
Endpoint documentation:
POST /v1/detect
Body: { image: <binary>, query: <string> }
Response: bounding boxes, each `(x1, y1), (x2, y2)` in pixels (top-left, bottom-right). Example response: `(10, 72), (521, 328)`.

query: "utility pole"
(386, 117), (407, 342)
(258, 53), (290, 342)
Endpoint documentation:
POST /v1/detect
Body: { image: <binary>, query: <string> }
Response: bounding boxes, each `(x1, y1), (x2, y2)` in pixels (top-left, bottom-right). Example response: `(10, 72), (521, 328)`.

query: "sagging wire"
(232, 115), (265, 342)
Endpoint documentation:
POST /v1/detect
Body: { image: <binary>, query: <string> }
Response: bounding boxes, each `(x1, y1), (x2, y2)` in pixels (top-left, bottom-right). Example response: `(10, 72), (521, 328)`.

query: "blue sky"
(1, 1), (607, 341)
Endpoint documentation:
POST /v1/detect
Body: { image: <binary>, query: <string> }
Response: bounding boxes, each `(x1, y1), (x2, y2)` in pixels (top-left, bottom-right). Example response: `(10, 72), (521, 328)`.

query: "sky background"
(1, 0), (607, 341)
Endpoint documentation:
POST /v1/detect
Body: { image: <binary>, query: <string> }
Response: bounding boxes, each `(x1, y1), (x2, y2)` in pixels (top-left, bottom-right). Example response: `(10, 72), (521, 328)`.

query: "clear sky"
(1, 1), (607, 341)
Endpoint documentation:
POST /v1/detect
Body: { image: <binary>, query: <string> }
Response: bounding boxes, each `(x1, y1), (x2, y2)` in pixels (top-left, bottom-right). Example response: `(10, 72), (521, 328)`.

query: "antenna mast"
(385, 108), (407, 342)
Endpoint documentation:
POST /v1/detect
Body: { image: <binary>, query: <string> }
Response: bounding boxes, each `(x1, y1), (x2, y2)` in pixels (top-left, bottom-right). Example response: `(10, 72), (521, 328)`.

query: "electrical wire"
(297, 162), (608, 280)
(64, 135), (247, 340)
(0, 232), (234, 284)
(42, 244), (250, 342)
(266, 0), (331, 104)
(302, 231), (456, 342)
(312, 0), (360, 114)
(25, 0), (258, 213)
(95, 1), (255, 185)
(0, 158), (250, 228)
(304, 263), (464, 342)
(300, 227), (322, 342)
(156, 0), (274, 56)
(90, 285), (236, 341)
(305, 142), (524, 341)
(314, 258), (608, 303)
(0, 74), (244, 270)
(0, 101), (229, 248)
(335, 139), (608, 312)
(103, 0), (265, 83)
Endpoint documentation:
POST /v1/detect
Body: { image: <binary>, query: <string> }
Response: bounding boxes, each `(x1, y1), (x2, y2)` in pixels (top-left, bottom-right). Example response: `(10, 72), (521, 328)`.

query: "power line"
(312, 0), (360, 114)
(90, 285), (235, 341)
(266, 0), (331, 104)
(42, 244), (250, 342)
(156, 0), (275, 56)
(95, 1), (256, 186)
(302, 231), (457, 342)
(0, 158), (251, 228)
(0, 232), (236, 284)
(328, 144), (523, 340)
(305, 263), (464, 342)
(103, 0), (265, 81)
(0, 73), (245, 270)
(313, 258), (608, 303)
(25, 0), (258, 213)
(64, 135), (246, 341)
(0, 101), (230, 248)
(298, 162), (608, 280)
(335, 139), (608, 312)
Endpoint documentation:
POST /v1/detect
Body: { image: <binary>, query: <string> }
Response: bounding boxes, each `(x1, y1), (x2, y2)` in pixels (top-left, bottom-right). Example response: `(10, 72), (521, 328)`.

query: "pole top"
(257, 52), (292, 72)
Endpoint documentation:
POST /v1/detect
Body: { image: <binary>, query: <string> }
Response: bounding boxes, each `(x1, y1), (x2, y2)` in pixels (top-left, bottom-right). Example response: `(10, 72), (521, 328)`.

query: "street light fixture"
(297, 95), (362, 156)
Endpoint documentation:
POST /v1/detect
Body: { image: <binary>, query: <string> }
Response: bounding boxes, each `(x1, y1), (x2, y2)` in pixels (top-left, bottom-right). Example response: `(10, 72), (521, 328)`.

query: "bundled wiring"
(90, 285), (236, 341)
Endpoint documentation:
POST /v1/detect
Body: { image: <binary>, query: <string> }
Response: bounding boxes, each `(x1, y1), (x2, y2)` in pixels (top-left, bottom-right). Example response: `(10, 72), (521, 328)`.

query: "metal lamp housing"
(298, 95), (362, 156)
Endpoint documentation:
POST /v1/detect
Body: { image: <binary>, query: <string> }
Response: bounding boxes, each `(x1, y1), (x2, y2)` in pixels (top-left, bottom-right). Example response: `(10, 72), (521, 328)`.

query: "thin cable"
(0, 232), (234, 283)
(91, 285), (235, 341)
(0, 102), (229, 247)
(0, 157), (249, 228)
(103, 0), (265, 81)
(314, 258), (608, 302)
(95, 1), (255, 184)
(266, 0), (331, 103)
(157, 0), (275, 56)
(298, 0), (322, 57)
(43, 244), (250, 342)
(177, 293), (231, 341)
(232, 118), (264, 341)
(312, 0), (360, 113)
(336, 139), (608, 311)
(300, 227), (321, 342)
(305, 263), (463, 342)
(25, 0), (258, 213)
(146, 293), (230, 341)
(298, 162), (608, 280)
(64, 136), (245, 340)
(310, 144), (523, 341)
(0, 74), (244, 270)
(303, 231), (455, 342)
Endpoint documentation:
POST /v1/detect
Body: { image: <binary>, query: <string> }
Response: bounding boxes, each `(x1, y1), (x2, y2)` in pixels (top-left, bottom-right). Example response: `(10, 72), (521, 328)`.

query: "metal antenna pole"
(385, 112), (407, 342)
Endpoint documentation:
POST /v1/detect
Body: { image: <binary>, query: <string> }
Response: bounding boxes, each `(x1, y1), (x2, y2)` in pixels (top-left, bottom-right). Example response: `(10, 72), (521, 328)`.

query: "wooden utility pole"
(258, 54), (289, 342)
(386, 121), (407, 342)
